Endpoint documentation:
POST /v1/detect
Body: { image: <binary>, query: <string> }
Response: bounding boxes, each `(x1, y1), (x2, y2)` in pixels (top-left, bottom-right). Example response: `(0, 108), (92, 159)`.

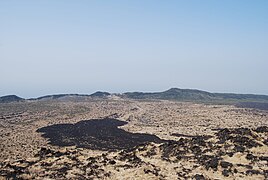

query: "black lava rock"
(192, 174), (205, 180)
(220, 161), (233, 168)
(246, 169), (261, 175)
(222, 169), (232, 177)
(206, 157), (220, 170)
(255, 126), (268, 133)
(109, 160), (116, 165)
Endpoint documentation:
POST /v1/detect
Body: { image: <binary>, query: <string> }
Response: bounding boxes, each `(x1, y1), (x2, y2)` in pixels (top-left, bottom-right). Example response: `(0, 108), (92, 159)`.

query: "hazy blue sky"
(1, 0), (267, 98)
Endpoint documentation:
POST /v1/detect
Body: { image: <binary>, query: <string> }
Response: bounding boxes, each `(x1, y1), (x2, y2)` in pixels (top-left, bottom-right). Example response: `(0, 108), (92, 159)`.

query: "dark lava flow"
(37, 118), (164, 150)
(236, 102), (268, 111)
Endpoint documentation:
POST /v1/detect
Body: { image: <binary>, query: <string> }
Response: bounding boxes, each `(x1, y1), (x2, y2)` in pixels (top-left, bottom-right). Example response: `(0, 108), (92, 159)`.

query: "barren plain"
(0, 97), (267, 179)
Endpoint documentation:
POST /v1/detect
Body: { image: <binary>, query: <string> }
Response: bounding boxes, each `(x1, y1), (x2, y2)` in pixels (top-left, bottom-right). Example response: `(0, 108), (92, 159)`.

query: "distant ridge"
(90, 91), (110, 98)
(0, 95), (25, 103)
(29, 91), (110, 100)
(1, 88), (268, 104)
(30, 94), (90, 100)
(122, 88), (268, 103)
(122, 88), (213, 101)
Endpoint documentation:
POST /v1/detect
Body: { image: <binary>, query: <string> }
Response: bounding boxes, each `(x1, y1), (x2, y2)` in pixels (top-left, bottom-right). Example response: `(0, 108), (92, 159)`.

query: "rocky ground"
(0, 97), (268, 179)
(1, 126), (267, 179)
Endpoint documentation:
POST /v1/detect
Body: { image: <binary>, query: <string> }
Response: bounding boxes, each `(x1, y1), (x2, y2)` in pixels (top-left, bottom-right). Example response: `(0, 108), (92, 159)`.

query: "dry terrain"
(0, 97), (267, 179)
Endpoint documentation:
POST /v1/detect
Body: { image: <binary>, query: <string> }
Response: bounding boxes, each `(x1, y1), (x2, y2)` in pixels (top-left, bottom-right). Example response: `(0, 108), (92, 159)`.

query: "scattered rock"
(193, 174), (205, 180)
(1, 125), (267, 179)
(205, 157), (220, 170)
(220, 161), (233, 168)
(222, 169), (232, 177)
(246, 169), (261, 175)
(255, 126), (268, 133)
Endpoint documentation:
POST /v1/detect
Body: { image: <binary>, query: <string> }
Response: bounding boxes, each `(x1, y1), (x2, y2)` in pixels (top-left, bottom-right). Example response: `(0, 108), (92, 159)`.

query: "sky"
(0, 0), (268, 98)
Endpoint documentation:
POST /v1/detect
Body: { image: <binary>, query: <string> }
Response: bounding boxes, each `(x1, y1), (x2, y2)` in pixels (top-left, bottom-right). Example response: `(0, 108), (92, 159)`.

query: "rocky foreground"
(0, 126), (267, 179)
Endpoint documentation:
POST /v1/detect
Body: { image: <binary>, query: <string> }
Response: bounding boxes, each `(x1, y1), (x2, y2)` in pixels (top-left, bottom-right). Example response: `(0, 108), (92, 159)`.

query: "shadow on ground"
(37, 118), (164, 150)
